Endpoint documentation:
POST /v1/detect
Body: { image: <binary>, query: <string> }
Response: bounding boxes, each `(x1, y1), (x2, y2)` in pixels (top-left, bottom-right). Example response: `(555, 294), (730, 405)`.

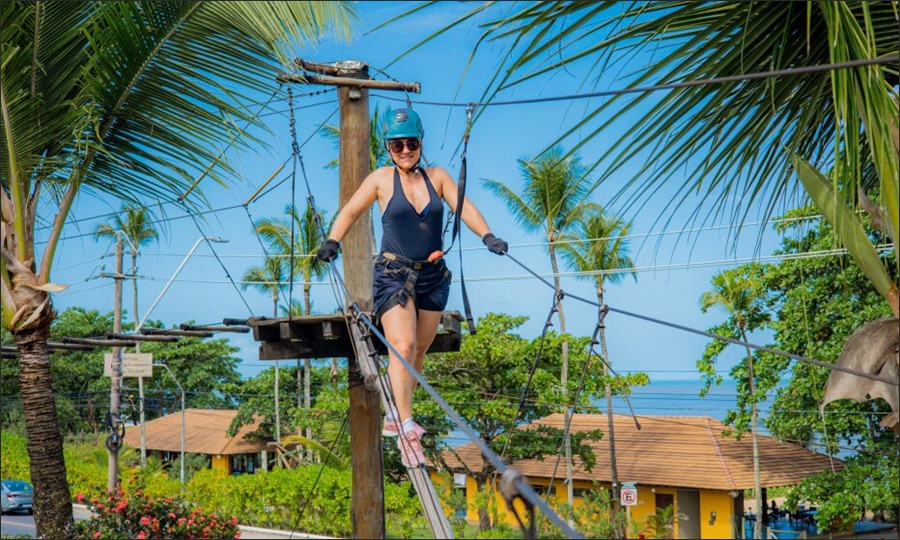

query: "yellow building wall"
(436, 472), (736, 539)
(211, 454), (229, 472)
(700, 490), (735, 539)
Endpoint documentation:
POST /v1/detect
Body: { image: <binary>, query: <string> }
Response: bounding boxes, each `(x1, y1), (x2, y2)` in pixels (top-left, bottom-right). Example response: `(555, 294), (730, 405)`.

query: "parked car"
(1, 480), (33, 514)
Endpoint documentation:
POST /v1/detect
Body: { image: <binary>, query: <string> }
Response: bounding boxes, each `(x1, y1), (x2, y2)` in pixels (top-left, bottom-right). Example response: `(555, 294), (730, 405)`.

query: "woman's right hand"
(316, 239), (340, 262)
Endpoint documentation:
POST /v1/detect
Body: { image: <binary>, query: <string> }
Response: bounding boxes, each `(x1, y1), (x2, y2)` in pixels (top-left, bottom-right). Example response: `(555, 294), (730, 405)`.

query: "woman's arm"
(436, 168), (492, 238)
(327, 172), (380, 242)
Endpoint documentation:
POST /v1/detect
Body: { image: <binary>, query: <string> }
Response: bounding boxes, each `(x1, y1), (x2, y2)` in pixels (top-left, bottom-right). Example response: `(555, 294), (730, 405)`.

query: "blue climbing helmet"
(383, 108), (424, 140)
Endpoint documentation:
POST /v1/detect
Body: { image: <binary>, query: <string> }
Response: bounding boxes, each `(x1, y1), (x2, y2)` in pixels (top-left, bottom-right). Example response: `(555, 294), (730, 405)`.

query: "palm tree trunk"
(598, 288), (622, 538)
(16, 326), (75, 539)
(548, 242), (574, 520)
(741, 328), (762, 540)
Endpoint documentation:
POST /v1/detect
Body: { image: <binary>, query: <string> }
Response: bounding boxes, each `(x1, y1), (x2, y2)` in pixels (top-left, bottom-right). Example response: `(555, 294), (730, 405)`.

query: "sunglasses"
(388, 138), (421, 153)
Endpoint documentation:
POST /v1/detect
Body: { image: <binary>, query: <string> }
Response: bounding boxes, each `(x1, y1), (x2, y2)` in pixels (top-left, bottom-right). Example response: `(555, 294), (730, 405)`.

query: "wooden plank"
(251, 311), (463, 360)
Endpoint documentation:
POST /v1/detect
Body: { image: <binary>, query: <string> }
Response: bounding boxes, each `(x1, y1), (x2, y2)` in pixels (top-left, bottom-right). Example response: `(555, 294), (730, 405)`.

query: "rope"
(180, 204), (255, 316)
(372, 56), (899, 108)
(288, 86), (299, 310)
(502, 253), (898, 387)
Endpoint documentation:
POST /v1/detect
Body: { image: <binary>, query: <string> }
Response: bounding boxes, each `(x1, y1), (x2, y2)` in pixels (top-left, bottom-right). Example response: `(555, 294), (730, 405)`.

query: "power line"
(371, 56), (899, 108)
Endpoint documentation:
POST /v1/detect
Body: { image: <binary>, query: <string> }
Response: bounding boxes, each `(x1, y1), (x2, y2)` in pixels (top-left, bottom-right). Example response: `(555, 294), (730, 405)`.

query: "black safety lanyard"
(449, 104), (477, 334)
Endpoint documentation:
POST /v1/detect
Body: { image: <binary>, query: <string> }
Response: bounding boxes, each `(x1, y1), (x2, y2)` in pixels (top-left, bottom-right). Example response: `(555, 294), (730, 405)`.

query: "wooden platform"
(247, 310), (463, 361)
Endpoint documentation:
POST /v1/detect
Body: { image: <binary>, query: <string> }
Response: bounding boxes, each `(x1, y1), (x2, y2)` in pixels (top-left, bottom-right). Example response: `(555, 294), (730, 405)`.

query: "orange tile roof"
(439, 413), (843, 490)
(123, 409), (271, 456)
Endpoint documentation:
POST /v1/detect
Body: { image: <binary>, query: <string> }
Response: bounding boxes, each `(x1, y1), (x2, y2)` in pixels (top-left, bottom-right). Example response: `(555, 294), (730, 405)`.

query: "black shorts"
(373, 256), (451, 318)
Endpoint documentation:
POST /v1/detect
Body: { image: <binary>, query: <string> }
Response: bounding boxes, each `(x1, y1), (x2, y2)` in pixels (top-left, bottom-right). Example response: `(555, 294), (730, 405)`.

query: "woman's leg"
(381, 300), (419, 422)
(411, 309), (443, 394)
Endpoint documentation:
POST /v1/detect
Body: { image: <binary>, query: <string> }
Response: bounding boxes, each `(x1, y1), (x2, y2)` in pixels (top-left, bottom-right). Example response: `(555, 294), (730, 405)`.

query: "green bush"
(74, 488), (240, 539)
(0, 432), (30, 481)
(186, 466), (421, 537)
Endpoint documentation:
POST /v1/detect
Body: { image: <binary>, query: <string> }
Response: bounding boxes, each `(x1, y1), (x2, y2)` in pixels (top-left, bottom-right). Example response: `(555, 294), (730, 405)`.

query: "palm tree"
(0, 4), (355, 536)
(241, 256), (286, 319)
(557, 209), (636, 537)
(699, 269), (767, 539)
(94, 205), (159, 329)
(396, 1), (899, 315)
(253, 203), (332, 454)
(484, 144), (596, 513)
(242, 255), (288, 444)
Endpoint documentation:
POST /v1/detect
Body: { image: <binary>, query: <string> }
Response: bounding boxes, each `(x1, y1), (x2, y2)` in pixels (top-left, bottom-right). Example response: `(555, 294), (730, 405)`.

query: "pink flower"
(234, 534), (241, 539)
(76, 493), (85, 503)
(168, 512), (176, 519)
(137, 532), (146, 539)
(93, 533), (101, 539)
(140, 516), (151, 526)
(230, 517), (238, 526)
(178, 518), (187, 525)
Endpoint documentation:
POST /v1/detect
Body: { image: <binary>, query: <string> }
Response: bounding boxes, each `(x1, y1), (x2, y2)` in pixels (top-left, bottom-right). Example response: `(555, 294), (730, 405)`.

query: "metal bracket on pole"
(500, 469), (537, 540)
(346, 305), (382, 393)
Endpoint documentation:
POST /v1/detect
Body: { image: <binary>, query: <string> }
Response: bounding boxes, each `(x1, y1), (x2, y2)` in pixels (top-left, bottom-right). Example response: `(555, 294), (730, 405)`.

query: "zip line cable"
(372, 56), (899, 108)
(501, 252), (898, 387)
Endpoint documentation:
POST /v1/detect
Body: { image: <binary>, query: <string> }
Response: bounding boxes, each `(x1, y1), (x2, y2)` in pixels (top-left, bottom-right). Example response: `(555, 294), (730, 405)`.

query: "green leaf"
(790, 151), (893, 303)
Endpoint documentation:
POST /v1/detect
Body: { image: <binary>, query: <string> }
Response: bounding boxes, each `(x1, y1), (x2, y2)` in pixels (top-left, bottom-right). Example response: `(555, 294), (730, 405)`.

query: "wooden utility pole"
(340, 81), (384, 539)
(108, 236), (124, 492)
(277, 60), (419, 539)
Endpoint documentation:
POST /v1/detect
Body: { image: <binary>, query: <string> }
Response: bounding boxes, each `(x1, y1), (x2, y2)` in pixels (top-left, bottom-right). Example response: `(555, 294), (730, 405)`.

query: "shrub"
(74, 488), (240, 539)
(0, 432), (30, 481)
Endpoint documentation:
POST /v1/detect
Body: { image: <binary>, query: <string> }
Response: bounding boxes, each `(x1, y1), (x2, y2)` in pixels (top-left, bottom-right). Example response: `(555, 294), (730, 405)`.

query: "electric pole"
(108, 236), (124, 492)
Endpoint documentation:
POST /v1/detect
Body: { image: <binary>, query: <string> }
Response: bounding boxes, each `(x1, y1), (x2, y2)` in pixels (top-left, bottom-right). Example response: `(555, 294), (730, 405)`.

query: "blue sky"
(44, 2), (791, 383)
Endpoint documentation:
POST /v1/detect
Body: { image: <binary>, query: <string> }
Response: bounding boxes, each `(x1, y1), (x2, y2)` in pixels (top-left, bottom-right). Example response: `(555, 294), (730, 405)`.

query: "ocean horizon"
(444, 377), (782, 448)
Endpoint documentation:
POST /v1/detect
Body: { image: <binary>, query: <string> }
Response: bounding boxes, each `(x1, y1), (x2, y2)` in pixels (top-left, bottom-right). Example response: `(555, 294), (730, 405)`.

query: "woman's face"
(388, 138), (421, 169)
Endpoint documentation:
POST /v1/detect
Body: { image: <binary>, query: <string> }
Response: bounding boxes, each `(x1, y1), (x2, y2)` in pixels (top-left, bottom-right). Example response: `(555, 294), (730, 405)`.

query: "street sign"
(621, 482), (638, 506)
(104, 353), (153, 378)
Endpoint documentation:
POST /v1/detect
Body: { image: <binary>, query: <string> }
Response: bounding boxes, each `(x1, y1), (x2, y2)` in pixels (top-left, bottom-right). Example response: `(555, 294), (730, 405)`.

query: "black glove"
(482, 233), (508, 255)
(316, 239), (340, 262)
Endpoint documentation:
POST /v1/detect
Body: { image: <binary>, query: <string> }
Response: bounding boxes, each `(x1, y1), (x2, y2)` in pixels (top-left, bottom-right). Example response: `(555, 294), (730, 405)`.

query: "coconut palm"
(242, 255), (289, 444)
(94, 205), (159, 329)
(393, 1), (899, 314)
(253, 203), (333, 455)
(557, 209), (636, 535)
(699, 269), (768, 539)
(0, 4), (356, 536)
(484, 144), (596, 512)
(241, 256), (287, 319)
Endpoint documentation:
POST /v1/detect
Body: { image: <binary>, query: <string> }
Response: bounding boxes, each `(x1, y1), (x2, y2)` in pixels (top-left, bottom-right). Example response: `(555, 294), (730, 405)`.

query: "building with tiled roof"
(435, 413), (842, 539)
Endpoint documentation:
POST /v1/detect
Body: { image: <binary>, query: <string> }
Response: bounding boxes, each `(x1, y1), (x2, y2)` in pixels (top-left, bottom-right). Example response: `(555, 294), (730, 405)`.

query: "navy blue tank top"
(380, 168), (444, 261)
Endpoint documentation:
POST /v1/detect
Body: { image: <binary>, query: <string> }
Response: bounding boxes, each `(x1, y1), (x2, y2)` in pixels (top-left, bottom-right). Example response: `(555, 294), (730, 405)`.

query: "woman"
(316, 108), (507, 467)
